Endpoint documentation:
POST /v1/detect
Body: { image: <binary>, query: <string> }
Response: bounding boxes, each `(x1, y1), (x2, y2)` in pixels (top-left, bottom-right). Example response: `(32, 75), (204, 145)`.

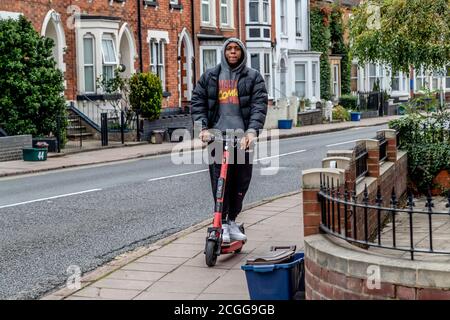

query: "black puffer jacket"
(191, 64), (268, 134)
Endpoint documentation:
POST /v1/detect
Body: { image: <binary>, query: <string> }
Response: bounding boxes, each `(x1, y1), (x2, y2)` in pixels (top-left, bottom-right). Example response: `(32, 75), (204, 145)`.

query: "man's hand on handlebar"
(199, 129), (212, 142)
(240, 132), (256, 150)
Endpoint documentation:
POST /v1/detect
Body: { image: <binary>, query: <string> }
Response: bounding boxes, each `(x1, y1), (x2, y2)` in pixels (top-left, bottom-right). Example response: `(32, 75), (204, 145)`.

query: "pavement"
(0, 115), (400, 178)
(1, 115), (400, 300)
(41, 192), (303, 300)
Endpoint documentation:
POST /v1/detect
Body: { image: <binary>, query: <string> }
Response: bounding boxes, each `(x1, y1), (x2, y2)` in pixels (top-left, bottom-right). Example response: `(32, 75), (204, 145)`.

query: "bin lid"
(245, 246), (296, 266)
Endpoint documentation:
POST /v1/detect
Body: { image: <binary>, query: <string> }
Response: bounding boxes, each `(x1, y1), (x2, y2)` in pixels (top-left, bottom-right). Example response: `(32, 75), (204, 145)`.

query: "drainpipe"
(137, 0), (144, 72)
(308, 0), (311, 51)
(238, 0), (242, 40)
(191, 0), (197, 83)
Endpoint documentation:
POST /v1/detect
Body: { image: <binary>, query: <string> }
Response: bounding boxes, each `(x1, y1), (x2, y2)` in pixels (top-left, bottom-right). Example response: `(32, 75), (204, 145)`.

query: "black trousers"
(208, 145), (253, 222)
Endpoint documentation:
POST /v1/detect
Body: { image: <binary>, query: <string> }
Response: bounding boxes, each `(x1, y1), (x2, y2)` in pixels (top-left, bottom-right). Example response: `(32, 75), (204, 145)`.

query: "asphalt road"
(0, 124), (388, 299)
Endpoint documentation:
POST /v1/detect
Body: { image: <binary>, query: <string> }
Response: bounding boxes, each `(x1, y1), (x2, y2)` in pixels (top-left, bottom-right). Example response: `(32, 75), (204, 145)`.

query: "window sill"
(143, 0), (158, 7)
(76, 93), (122, 101)
(169, 3), (183, 10)
(200, 24), (217, 30)
(220, 26), (235, 32)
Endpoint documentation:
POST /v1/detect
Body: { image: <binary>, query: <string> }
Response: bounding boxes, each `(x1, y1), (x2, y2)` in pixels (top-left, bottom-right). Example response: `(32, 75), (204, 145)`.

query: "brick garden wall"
(304, 235), (450, 300)
(300, 129), (443, 300)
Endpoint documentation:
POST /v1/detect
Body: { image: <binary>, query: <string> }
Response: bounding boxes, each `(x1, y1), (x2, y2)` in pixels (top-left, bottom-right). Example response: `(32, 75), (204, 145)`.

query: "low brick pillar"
(363, 139), (380, 178)
(302, 168), (345, 236)
(377, 129), (397, 162)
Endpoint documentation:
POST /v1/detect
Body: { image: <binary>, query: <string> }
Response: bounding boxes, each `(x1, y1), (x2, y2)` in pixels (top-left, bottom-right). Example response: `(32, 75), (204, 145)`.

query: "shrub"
(389, 110), (450, 193)
(339, 95), (358, 110)
(0, 16), (66, 137)
(332, 105), (350, 121)
(129, 72), (162, 120)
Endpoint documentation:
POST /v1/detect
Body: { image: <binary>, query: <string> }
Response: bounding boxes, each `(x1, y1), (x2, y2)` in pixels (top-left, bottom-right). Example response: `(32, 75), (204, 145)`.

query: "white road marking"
(148, 169), (209, 181)
(147, 149), (307, 182)
(0, 188), (103, 209)
(255, 149), (307, 162)
(326, 140), (358, 147)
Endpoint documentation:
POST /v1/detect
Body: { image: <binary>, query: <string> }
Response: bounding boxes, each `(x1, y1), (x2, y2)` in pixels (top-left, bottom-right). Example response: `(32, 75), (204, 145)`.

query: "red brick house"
(0, 0), (194, 121)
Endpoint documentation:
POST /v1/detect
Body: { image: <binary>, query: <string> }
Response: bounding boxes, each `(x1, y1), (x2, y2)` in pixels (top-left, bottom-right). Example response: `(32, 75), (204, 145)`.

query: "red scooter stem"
(213, 144), (230, 230)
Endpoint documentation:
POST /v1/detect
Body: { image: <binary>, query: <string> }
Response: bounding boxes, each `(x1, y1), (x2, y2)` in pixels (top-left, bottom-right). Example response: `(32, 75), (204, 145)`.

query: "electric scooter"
(204, 135), (246, 267)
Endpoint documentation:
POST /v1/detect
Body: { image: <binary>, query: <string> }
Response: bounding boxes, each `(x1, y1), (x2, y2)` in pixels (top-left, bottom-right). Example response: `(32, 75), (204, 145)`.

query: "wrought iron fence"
(377, 132), (388, 162)
(354, 144), (368, 179)
(318, 174), (450, 260)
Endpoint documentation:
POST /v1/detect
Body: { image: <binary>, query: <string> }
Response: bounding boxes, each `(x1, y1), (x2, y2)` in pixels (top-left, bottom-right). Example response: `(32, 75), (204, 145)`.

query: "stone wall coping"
(305, 234), (450, 289)
(302, 168), (345, 189)
(380, 161), (395, 177)
(327, 150), (354, 158)
(377, 129), (397, 139)
(356, 139), (379, 150)
(397, 150), (407, 161)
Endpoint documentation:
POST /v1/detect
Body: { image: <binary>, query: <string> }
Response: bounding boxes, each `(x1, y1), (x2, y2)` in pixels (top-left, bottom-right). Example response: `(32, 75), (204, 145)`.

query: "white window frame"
(150, 40), (166, 91)
(263, 53), (271, 96)
(294, 62), (307, 98)
(332, 64), (339, 98)
(415, 67), (427, 92)
(101, 34), (118, 83)
(280, 0), (287, 36)
(249, 0), (259, 23)
(312, 62), (318, 98)
(368, 63), (377, 91)
(170, 0), (179, 4)
(220, 0), (234, 28)
(200, 46), (221, 75)
(295, 0), (302, 38)
(262, 0), (269, 24)
(446, 66), (450, 90)
(83, 35), (96, 94)
(201, 0), (216, 27)
(247, 0), (271, 24)
(248, 50), (273, 97)
(75, 19), (120, 95)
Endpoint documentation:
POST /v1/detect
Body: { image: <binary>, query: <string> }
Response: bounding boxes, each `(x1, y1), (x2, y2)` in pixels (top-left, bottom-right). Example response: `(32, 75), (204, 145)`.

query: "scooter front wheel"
(205, 240), (218, 267)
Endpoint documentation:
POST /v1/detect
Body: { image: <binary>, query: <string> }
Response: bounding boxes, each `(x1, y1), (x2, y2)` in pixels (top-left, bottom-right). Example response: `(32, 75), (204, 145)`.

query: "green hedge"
(339, 95), (358, 110)
(389, 110), (450, 193)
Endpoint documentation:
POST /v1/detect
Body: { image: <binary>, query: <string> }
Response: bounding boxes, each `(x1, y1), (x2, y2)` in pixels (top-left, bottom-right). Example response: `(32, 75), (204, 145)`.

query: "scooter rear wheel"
(205, 240), (218, 267)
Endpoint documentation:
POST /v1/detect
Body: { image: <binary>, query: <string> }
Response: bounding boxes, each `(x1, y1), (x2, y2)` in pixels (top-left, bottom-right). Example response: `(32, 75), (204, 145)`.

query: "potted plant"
(129, 72), (163, 142)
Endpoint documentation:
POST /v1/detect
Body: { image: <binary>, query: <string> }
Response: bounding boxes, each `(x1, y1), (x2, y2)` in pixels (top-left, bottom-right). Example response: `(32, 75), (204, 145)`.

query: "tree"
(0, 16), (66, 136)
(350, 0), (450, 74)
(96, 67), (135, 129)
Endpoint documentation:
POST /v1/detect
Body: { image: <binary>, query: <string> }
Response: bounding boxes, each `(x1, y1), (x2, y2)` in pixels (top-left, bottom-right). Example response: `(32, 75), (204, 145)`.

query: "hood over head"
(221, 38), (247, 73)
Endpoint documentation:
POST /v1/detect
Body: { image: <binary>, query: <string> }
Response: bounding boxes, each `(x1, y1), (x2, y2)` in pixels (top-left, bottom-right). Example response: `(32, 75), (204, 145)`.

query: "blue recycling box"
(350, 112), (361, 121)
(241, 252), (305, 300)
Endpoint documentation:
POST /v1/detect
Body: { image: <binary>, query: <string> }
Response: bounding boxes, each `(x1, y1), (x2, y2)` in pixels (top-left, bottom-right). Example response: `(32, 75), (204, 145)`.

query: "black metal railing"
(354, 144), (368, 179)
(318, 174), (450, 260)
(377, 132), (388, 162)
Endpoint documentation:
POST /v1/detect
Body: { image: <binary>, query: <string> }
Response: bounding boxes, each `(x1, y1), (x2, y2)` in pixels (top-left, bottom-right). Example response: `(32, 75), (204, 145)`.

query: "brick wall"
(297, 110), (322, 126)
(304, 235), (450, 300)
(0, 135), (32, 162)
(299, 128), (450, 300)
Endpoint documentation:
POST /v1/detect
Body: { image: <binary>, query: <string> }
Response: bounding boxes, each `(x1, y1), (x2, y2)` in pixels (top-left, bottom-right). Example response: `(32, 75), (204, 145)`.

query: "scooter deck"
(221, 240), (245, 254)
